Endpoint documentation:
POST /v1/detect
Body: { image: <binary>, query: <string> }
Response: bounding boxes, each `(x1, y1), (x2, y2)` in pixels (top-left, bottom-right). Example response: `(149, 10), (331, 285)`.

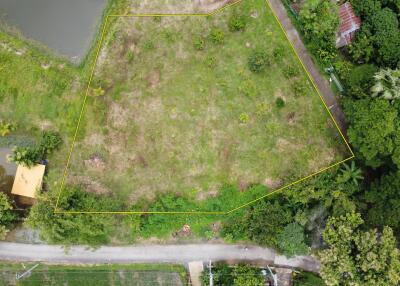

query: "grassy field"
(0, 263), (187, 286)
(60, 0), (349, 211)
(0, 0), (350, 215)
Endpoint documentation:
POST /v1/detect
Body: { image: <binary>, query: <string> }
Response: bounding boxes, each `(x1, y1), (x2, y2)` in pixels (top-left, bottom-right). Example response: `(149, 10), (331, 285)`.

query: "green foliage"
(0, 193), (15, 239)
(348, 27), (374, 64)
(336, 161), (363, 186)
(239, 112), (249, 123)
(39, 131), (62, 155)
(344, 98), (399, 167)
(292, 81), (309, 97)
(26, 186), (119, 245)
(299, 0), (339, 49)
(369, 8), (400, 67)
(275, 97), (285, 108)
(0, 120), (16, 137)
(210, 28), (225, 44)
(350, 0), (381, 19)
(238, 79), (258, 97)
(277, 223), (309, 257)
(363, 172), (400, 234)
(7, 131), (62, 167)
(320, 213), (400, 286)
(283, 65), (300, 79)
(228, 11), (246, 32)
(201, 263), (234, 286)
(223, 200), (292, 247)
(248, 50), (269, 73)
(8, 146), (41, 168)
(293, 271), (325, 286)
(193, 36), (205, 50)
(371, 68), (400, 100)
(233, 265), (265, 286)
(343, 64), (377, 98)
(206, 56), (217, 68)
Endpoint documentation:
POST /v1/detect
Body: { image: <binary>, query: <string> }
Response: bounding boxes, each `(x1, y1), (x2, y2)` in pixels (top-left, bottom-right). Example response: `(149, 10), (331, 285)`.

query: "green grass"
(58, 0), (349, 211)
(1, 0), (350, 217)
(0, 263), (187, 286)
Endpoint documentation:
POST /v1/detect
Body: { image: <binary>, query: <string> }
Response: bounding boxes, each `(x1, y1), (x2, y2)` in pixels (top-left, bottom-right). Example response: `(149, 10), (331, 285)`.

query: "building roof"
(336, 2), (362, 47)
(339, 2), (361, 35)
(11, 164), (45, 198)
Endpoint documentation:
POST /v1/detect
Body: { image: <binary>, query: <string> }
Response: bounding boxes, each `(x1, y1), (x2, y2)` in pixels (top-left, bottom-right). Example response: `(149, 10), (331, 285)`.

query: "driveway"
(0, 242), (320, 273)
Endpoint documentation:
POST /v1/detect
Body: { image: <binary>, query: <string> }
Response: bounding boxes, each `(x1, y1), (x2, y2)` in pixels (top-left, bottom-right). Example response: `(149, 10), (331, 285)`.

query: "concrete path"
(0, 242), (320, 273)
(267, 0), (347, 134)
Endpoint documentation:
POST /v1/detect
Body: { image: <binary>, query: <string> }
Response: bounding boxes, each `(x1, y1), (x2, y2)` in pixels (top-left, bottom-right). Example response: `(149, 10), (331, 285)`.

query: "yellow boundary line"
(54, 0), (354, 214)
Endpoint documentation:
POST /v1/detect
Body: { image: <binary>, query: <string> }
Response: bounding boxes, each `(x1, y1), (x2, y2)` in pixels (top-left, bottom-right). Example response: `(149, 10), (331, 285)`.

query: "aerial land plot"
(56, 0), (351, 212)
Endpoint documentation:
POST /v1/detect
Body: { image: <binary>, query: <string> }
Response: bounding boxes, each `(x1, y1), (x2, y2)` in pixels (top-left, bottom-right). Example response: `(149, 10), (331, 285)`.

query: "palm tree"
(337, 161), (363, 186)
(371, 68), (400, 101)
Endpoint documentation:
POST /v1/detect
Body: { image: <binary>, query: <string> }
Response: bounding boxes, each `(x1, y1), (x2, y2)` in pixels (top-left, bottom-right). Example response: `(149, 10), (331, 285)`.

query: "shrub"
(238, 79), (258, 97)
(193, 36), (205, 50)
(206, 56), (217, 68)
(292, 81), (309, 97)
(39, 131), (62, 155)
(143, 40), (155, 51)
(273, 46), (285, 61)
(239, 112), (249, 123)
(277, 223), (309, 257)
(283, 65), (300, 79)
(0, 120), (16, 137)
(8, 146), (41, 168)
(248, 50), (269, 73)
(210, 28), (225, 44)
(228, 12), (246, 32)
(275, 97), (285, 108)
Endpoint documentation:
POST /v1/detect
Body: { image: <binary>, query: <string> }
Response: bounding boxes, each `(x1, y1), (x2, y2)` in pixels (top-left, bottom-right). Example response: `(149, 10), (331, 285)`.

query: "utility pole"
(16, 263), (39, 280)
(208, 260), (214, 286)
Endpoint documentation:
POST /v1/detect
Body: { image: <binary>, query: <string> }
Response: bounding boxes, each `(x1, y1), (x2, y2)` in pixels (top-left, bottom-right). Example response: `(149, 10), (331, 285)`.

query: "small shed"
(336, 2), (362, 48)
(11, 164), (45, 199)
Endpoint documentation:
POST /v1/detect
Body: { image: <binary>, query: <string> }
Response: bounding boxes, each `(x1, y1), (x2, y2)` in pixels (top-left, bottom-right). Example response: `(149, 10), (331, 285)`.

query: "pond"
(0, 0), (107, 63)
(0, 148), (16, 196)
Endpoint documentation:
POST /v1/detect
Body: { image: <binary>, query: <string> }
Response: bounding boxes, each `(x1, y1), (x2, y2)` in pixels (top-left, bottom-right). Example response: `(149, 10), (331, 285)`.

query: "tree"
(363, 172), (400, 234)
(350, 0), (381, 19)
(343, 64), (377, 98)
(248, 50), (269, 73)
(299, 0), (339, 48)
(369, 8), (400, 67)
(0, 193), (16, 239)
(233, 265), (265, 286)
(277, 223), (309, 257)
(26, 186), (119, 245)
(371, 68), (400, 100)
(344, 98), (398, 167)
(320, 212), (400, 286)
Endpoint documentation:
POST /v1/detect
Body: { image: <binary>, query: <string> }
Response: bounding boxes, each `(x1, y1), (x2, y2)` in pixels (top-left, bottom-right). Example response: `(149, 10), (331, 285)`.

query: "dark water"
(0, 0), (106, 63)
(0, 148), (16, 195)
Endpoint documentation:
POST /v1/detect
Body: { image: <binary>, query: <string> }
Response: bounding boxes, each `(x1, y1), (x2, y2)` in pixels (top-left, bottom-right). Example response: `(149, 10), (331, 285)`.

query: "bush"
(210, 28), (225, 44)
(8, 146), (41, 168)
(193, 36), (205, 50)
(293, 271), (325, 286)
(206, 56), (217, 68)
(283, 65), (300, 79)
(39, 131), (62, 155)
(275, 97), (285, 108)
(239, 112), (249, 123)
(292, 81), (309, 97)
(0, 120), (16, 137)
(277, 223), (309, 257)
(228, 12), (246, 32)
(248, 50), (269, 73)
(238, 79), (258, 97)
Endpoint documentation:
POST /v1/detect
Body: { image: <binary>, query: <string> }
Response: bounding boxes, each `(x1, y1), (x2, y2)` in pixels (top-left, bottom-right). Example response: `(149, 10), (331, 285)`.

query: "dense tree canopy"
(345, 98), (399, 167)
(320, 212), (400, 286)
(299, 0), (339, 49)
(26, 186), (119, 245)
